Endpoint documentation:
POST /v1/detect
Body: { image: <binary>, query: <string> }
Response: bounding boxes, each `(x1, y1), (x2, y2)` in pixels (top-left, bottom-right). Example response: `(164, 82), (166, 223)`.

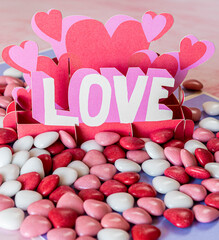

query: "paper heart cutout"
(142, 11), (174, 42)
(34, 9), (62, 41)
(36, 54), (69, 109)
(66, 19), (149, 74)
(12, 87), (32, 111)
(2, 41), (38, 74)
(179, 35), (215, 70)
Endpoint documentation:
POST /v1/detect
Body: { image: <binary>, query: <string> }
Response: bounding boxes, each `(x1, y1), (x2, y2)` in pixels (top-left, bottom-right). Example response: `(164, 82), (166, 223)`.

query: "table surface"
(0, 1), (218, 239)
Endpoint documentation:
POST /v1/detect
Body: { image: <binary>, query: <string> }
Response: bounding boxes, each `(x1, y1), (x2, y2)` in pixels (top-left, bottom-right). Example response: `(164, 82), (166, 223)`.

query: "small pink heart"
(2, 41), (38, 74)
(142, 11), (174, 42)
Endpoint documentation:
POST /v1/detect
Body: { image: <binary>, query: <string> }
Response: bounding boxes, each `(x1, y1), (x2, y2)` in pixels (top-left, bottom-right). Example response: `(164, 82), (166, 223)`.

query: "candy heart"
(79, 189), (104, 201)
(75, 215), (102, 236)
(115, 159), (141, 173)
(193, 204), (219, 223)
(98, 228), (129, 240)
(195, 148), (214, 167)
(0, 147), (12, 167)
(201, 178), (219, 192)
(103, 145), (125, 163)
(34, 9), (62, 41)
(47, 228), (76, 240)
(27, 199), (55, 217)
(80, 140), (104, 152)
(205, 163), (219, 178)
(53, 167), (78, 186)
(83, 150), (106, 167)
(52, 151), (72, 171)
(142, 11), (173, 42)
(131, 224), (161, 240)
(101, 212), (130, 231)
(90, 163), (117, 181)
(193, 128), (215, 142)
(68, 161), (89, 177)
(163, 139), (184, 149)
(20, 215), (52, 237)
(164, 191), (193, 209)
(184, 139), (207, 155)
(179, 184), (207, 201)
(46, 140), (65, 155)
(0, 180), (21, 197)
(74, 174), (101, 190)
(106, 192), (134, 212)
(0, 127), (17, 144)
(0, 194), (14, 211)
(12, 150), (30, 168)
(149, 128), (174, 144)
(164, 147), (182, 166)
(12, 87), (32, 110)
(37, 174), (59, 197)
(126, 150), (150, 164)
(63, 148), (86, 160)
(119, 137), (145, 150)
(128, 182), (156, 198)
(59, 130), (77, 149)
(203, 101), (219, 116)
(199, 118), (219, 133)
(0, 164), (20, 181)
(180, 149), (197, 167)
(95, 132), (120, 146)
(205, 192), (219, 209)
(29, 148), (50, 157)
(113, 172), (140, 185)
(100, 180), (127, 196)
(123, 207), (152, 224)
(185, 166), (211, 179)
(152, 176), (180, 194)
(2, 41), (38, 73)
(49, 185), (75, 203)
(207, 138), (219, 152)
(34, 131), (59, 149)
(145, 141), (165, 159)
(57, 192), (84, 215)
(164, 166), (190, 184)
(48, 208), (78, 228)
(142, 159), (170, 177)
(137, 197), (165, 216)
(17, 172), (41, 190)
(0, 207), (24, 230)
(164, 208), (194, 228)
(84, 199), (112, 220)
(38, 154), (52, 175)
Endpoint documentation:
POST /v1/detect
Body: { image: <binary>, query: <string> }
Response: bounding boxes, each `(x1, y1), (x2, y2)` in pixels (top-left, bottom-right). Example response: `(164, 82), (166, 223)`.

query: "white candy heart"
(12, 150), (30, 168)
(184, 139), (207, 155)
(205, 163), (219, 178)
(0, 164), (20, 181)
(0, 180), (21, 197)
(203, 101), (219, 116)
(0, 147), (12, 167)
(115, 159), (141, 172)
(145, 141), (165, 159)
(34, 131), (59, 149)
(15, 190), (42, 211)
(164, 190), (193, 208)
(106, 192), (134, 212)
(80, 140), (104, 152)
(3, 67), (23, 78)
(142, 159), (170, 176)
(13, 136), (34, 152)
(68, 161), (89, 177)
(53, 167), (78, 186)
(97, 228), (129, 240)
(20, 157), (45, 179)
(29, 148), (50, 157)
(199, 117), (219, 132)
(152, 176), (180, 194)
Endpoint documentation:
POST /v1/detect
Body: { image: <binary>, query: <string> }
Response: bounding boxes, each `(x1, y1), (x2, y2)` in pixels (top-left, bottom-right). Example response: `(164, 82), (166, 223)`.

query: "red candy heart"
(119, 137), (145, 150)
(49, 185), (75, 203)
(163, 139), (184, 149)
(52, 151), (72, 171)
(164, 166), (190, 184)
(195, 148), (214, 167)
(0, 127), (17, 144)
(103, 145), (126, 163)
(48, 208), (78, 228)
(164, 208), (194, 228)
(79, 189), (104, 202)
(113, 172), (140, 186)
(17, 172), (41, 190)
(38, 154), (52, 175)
(205, 192), (219, 209)
(63, 148), (86, 160)
(99, 180), (127, 196)
(149, 128), (174, 144)
(34, 9), (62, 41)
(207, 138), (219, 152)
(37, 174), (59, 197)
(185, 166), (211, 179)
(128, 182), (156, 198)
(131, 224), (161, 240)
(46, 141), (65, 155)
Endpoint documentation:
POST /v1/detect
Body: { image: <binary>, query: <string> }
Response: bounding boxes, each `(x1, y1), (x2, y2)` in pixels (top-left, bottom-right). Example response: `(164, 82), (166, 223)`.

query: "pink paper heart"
(142, 11), (174, 42)
(2, 41), (38, 74)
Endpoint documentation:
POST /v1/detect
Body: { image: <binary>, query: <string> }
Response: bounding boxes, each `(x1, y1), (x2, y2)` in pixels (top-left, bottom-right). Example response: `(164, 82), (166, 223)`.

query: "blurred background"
(0, 0), (218, 96)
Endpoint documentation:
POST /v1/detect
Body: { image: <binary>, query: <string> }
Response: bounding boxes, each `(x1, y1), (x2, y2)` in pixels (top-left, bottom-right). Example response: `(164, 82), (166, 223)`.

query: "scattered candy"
(34, 131), (59, 149)
(0, 194), (14, 211)
(115, 158), (141, 172)
(98, 228), (129, 240)
(182, 79), (203, 91)
(47, 228), (76, 240)
(123, 207), (152, 224)
(193, 128), (215, 142)
(193, 204), (219, 223)
(179, 184), (207, 201)
(201, 178), (219, 192)
(142, 159), (170, 177)
(184, 139), (207, 154)
(131, 224), (161, 240)
(27, 199), (55, 217)
(190, 107), (202, 122)
(199, 117), (219, 132)
(164, 191), (193, 209)
(205, 192), (219, 209)
(145, 141), (165, 159)
(203, 101), (219, 116)
(152, 176), (180, 194)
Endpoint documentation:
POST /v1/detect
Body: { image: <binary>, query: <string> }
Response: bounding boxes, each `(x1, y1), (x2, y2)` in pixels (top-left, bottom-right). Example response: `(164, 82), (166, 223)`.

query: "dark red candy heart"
(79, 189), (104, 201)
(46, 140), (65, 155)
(63, 148), (86, 160)
(99, 180), (127, 196)
(128, 182), (156, 198)
(195, 148), (214, 167)
(0, 127), (17, 144)
(113, 172), (140, 186)
(103, 145), (126, 163)
(132, 224), (161, 240)
(48, 208), (78, 228)
(205, 192), (219, 209)
(120, 137), (145, 150)
(207, 138), (219, 153)
(164, 208), (194, 228)
(52, 151), (72, 171)
(185, 166), (211, 179)
(38, 154), (52, 175)
(149, 128), (174, 144)
(17, 172), (41, 190)
(163, 139), (184, 149)
(37, 174), (59, 197)
(164, 166), (190, 184)
(49, 185), (75, 203)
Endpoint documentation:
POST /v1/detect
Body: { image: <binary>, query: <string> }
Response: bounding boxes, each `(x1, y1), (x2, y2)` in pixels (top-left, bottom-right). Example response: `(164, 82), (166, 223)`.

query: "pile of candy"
(0, 70), (218, 240)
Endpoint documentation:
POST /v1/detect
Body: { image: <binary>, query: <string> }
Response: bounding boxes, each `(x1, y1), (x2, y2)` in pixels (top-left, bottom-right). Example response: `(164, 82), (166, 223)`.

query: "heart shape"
(142, 11), (174, 42)
(66, 19), (149, 75)
(179, 35), (214, 70)
(2, 41), (38, 74)
(34, 9), (62, 41)
(12, 87), (32, 111)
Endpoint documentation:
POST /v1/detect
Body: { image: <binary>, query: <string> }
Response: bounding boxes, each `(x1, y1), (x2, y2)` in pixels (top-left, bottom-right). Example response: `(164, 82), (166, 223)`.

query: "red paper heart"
(179, 38), (206, 70)
(15, 88), (32, 111)
(66, 19), (149, 74)
(128, 52), (152, 73)
(34, 9), (62, 41)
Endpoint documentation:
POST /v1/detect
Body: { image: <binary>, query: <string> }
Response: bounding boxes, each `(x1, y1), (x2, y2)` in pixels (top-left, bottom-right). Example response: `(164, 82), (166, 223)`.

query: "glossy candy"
(142, 159), (170, 177)
(179, 184), (207, 201)
(119, 136), (145, 150)
(47, 228), (76, 240)
(128, 182), (156, 198)
(203, 101), (219, 116)
(95, 132), (120, 146)
(115, 158), (141, 172)
(193, 128), (215, 142)
(182, 79), (203, 91)
(201, 178), (219, 192)
(113, 172), (140, 185)
(131, 224), (161, 240)
(90, 163), (117, 181)
(185, 166), (211, 179)
(100, 180), (127, 196)
(205, 192), (219, 209)
(34, 131), (59, 149)
(149, 128), (174, 144)
(193, 204), (219, 223)
(152, 176), (180, 194)
(199, 118), (219, 132)
(27, 199), (55, 217)
(123, 207), (152, 224)
(59, 130), (77, 149)
(103, 145), (126, 163)
(164, 166), (190, 184)
(164, 191), (193, 209)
